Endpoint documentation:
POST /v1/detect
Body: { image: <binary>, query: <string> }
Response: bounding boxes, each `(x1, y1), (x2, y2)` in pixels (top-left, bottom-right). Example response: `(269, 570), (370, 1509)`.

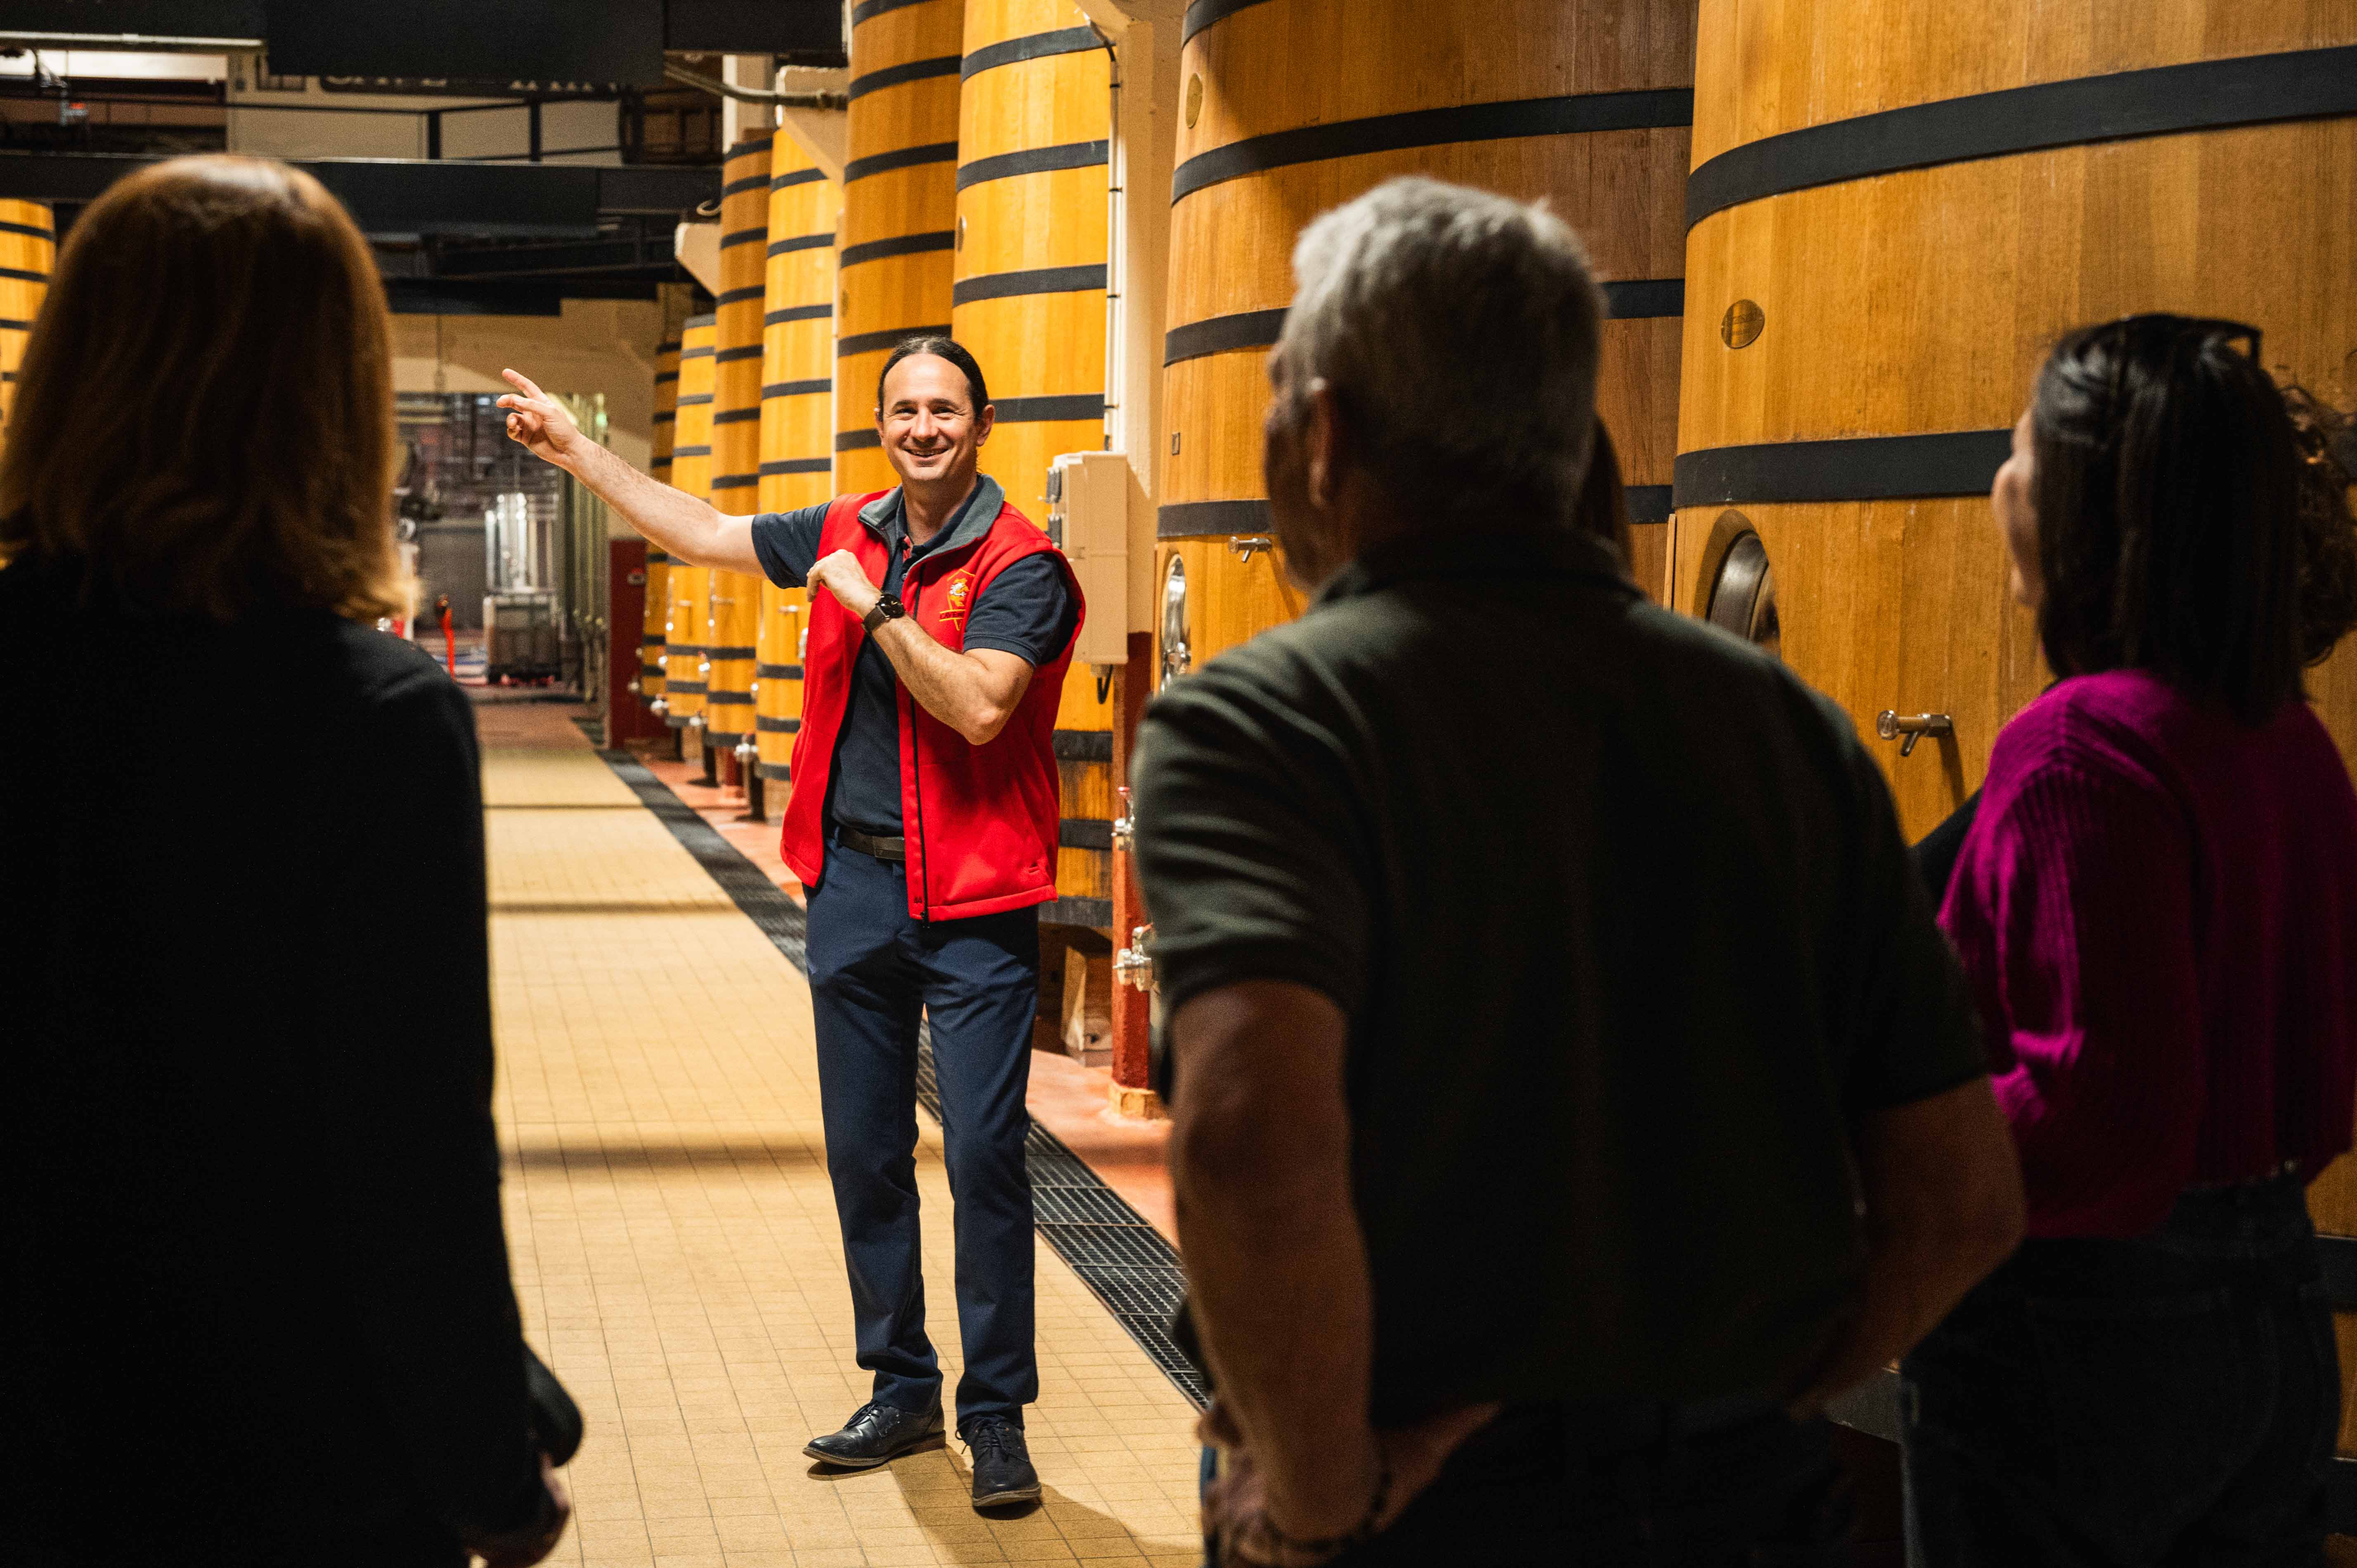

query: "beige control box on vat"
(1044, 449), (1129, 671)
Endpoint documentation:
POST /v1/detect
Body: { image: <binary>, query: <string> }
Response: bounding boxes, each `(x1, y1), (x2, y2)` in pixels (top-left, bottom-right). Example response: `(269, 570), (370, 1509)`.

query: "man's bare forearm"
(1173, 983), (1381, 1538)
(1790, 1078), (2024, 1410)
(1790, 1224), (1999, 1410)
(557, 438), (760, 574)
(870, 617), (1026, 744)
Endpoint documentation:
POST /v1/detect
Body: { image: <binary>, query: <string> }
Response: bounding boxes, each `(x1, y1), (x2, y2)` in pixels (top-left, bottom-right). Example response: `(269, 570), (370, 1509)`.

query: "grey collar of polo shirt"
(857, 473), (1006, 560)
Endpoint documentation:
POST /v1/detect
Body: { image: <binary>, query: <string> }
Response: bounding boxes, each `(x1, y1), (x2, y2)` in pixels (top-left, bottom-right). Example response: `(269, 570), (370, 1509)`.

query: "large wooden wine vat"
(706, 136), (774, 764)
(838, 0), (968, 497)
(756, 135), (838, 791)
(641, 335), (682, 709)
(662, 314), (718, 731)
(954, 0), (1116, 927)
(1673, 0), (2357, 1464)
(1155, 0), (1697, 686)
(1674, 5), (2357, 841)
(0, 199), (53, 444)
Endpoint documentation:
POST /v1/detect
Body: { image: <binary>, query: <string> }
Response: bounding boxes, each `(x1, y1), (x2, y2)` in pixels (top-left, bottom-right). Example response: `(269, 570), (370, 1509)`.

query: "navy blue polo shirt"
(748, 474), (1077, 837)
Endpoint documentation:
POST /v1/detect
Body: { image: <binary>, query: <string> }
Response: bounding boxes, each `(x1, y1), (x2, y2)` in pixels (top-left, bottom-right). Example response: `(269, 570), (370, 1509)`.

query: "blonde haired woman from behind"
(0, 156), (569, 1568)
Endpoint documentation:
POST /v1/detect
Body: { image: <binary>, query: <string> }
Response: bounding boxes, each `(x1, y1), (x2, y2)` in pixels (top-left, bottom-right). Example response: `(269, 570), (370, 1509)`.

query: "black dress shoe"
(804, 1400), (946, 1469)
(963, 1415), (1041, 1507)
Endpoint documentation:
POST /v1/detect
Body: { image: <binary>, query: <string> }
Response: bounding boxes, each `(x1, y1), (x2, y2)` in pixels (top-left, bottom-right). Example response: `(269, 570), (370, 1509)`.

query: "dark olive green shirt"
(1131, 528), (1984, 1421)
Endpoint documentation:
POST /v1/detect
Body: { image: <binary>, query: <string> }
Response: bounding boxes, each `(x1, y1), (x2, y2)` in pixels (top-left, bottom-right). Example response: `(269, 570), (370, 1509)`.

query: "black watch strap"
(862, 594), (904, 634)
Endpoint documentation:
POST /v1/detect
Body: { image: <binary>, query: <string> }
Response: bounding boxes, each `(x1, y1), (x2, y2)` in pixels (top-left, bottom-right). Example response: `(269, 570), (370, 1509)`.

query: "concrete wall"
(391, 296), (668, 536)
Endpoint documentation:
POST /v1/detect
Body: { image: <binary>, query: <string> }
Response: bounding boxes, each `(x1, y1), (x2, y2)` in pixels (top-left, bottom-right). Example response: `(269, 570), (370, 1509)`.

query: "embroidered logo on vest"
(941, 571), (974, 627)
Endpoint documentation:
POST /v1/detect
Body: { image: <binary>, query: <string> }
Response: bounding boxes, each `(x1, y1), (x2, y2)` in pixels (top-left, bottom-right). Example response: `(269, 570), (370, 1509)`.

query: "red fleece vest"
(779, 490), (1083, 919)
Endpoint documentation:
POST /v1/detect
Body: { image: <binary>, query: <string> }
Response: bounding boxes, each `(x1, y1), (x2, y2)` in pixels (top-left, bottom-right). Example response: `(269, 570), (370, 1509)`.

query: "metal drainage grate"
(591, 747), (1205, 1409)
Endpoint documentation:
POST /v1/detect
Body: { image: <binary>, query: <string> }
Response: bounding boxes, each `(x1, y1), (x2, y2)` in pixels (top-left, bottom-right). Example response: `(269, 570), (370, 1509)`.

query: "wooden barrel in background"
(1672, 0), (2357, 1489)
(706, 136), (774, 764)
(756, 133), (838, 794)
(1673, 2), (2357, 837)
(1155, 0), (1696, 687)
(662, 314), (719, 732)
(0, 199), (54, 444)
(954, 0), (1115, 929)
(640, 335), (681, 710)
(837, 0), (968, 497)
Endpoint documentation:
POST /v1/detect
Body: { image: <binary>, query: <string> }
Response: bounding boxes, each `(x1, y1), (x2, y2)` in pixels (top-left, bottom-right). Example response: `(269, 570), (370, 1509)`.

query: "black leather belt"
(838, 827), (906, 863)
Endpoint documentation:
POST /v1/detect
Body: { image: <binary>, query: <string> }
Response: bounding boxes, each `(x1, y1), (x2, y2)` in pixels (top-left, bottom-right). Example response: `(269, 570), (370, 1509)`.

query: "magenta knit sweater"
(1939, 668), (2357, 1238)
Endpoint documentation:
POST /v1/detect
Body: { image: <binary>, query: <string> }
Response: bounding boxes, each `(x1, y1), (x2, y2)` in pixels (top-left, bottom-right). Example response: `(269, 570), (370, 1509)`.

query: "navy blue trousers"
(805, 840), (1040, 1426)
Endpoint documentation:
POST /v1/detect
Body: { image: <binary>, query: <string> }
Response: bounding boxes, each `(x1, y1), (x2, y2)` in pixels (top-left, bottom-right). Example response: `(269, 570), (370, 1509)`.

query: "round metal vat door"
(1160, 555), (1191, 685)
(1706, 531), (1781, 657)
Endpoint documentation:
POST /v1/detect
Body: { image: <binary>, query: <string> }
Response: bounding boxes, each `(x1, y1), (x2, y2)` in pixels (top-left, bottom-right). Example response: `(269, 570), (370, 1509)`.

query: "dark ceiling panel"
(261, 0), (665, 87)
(664, 0), (843, 62)
(0, 151), (719, 238)
(0, 1), (264, 42)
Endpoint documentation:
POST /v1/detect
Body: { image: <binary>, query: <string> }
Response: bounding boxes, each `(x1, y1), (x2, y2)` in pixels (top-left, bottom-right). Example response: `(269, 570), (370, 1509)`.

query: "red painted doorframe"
(607, 539), (668, 747)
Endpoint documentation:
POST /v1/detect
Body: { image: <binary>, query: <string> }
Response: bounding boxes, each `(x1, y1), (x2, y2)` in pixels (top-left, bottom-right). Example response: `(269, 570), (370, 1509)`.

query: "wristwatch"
(862, 593), (906, 634)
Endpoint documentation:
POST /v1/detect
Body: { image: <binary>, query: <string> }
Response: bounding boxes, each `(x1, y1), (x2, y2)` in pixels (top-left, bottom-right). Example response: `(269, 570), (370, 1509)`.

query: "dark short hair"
(875, 335), (989, 418)
(2030, 314), (2349, 724)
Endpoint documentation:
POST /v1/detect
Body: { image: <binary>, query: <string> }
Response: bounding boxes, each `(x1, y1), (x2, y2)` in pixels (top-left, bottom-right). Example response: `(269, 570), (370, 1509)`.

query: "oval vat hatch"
(1160, 555), (1191, 685)
(1706, 531), (1781, 657)
(1186, 73), (1204, 130)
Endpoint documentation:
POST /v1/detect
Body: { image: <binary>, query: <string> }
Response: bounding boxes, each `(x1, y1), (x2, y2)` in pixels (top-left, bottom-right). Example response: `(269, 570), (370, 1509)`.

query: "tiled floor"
(477, 703), (1203, 1567)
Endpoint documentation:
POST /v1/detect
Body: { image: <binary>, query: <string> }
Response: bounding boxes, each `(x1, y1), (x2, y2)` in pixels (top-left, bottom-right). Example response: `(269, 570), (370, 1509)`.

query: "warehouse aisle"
(474, 704), (1202, 1568)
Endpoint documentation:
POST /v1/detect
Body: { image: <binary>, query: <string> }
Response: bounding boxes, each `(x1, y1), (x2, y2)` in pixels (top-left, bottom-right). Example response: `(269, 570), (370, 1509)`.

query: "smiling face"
(876, 352), (992, 490)
(1990, 406), (2042, 608)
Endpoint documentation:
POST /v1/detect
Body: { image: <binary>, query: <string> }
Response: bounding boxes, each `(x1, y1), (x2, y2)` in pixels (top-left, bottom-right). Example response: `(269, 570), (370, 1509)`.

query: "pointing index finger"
(502, 367), (550, 404)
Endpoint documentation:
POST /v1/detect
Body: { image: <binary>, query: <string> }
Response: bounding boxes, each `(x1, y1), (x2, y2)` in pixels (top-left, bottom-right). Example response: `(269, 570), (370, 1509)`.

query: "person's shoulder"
(1619, 599), (1868, 750)
(1988, 671), (2180, 797)
(1136, 616), (1346, 762)
(982, 500), (1057, 557)
(1187, 602), (1370, 697)
(305, 615), (472, 726)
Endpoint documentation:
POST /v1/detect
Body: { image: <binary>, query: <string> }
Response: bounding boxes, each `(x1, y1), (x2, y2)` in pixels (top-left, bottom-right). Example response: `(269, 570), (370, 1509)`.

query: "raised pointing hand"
(496, 369), (581, 467)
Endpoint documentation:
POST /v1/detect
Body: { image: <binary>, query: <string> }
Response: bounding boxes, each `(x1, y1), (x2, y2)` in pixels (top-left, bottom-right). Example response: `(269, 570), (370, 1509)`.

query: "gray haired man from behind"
(1131, 177), (2026, 1566)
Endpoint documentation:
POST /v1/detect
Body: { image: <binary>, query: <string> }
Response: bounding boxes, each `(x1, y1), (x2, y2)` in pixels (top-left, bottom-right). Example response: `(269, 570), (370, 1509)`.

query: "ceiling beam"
(0, 151), (719, 238)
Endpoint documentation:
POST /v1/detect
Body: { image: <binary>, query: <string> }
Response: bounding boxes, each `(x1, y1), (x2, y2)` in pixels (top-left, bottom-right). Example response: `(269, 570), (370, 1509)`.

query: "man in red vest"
(498, 337), (1080, 1511)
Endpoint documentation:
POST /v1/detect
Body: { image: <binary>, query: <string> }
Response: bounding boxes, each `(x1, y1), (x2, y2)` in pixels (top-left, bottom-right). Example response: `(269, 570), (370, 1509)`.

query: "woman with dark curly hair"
(1902, 316), (2357, 1566)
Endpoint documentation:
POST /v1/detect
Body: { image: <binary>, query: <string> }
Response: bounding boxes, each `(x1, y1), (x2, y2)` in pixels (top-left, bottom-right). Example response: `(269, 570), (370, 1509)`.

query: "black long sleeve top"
(0, 556), (544, 1566)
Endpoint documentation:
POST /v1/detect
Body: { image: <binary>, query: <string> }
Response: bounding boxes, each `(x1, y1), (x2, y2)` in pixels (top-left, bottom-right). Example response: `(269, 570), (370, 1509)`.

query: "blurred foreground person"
(0, 157), (570, 1567)
(1130, 177), (2026, 1567)
(1906, 318), (2357, 1566)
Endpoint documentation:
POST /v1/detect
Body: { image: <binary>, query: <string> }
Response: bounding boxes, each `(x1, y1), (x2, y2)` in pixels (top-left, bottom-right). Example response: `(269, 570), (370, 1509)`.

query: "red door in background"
(607, 539), (667, 747)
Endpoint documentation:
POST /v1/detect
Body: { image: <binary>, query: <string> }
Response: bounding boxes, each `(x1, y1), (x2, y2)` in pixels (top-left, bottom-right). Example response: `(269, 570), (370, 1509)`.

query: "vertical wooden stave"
(838, 0), (968, 498)
(0, 199), (55, 448)
(1156, 0), (1696, 686)
(955, 0), (1116, 929)
(641, 336), (682, 706)
(663, 316), (719, 731)
(707, 137), (774, 756)
(1675, 0), (2357, 1456)
(757, 136), (839, 791)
